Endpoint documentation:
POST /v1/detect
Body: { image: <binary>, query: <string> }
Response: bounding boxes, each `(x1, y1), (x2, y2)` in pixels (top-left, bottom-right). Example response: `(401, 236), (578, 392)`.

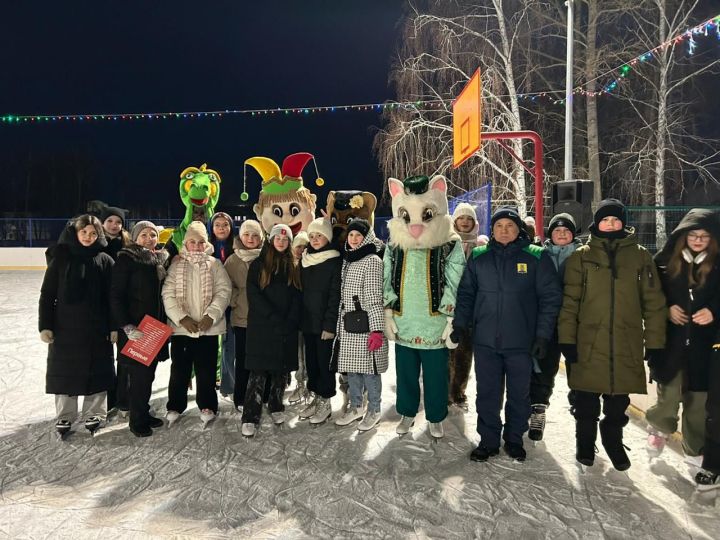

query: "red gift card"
(120, 315), (173, 366)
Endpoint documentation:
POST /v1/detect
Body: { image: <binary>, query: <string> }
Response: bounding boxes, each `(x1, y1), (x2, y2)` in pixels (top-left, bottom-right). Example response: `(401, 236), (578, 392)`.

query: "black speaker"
(551, 180), (594, 235)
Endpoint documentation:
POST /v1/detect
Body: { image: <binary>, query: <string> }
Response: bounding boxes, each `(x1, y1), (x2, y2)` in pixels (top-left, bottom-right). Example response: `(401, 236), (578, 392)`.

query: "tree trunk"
(585, 0), (602, 207)
(654, 0), (668, 248)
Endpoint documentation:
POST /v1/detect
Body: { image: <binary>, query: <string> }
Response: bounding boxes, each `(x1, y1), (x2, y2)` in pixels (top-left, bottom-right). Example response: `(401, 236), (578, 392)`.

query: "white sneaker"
(335, 406), (365, 426)
(271, 412), (285, 425)
(166, 410), (180, 425)
(288, 383), (306, 404)
(646, 427), (668, 456)
(396, 415), (415, 435)
(241, 422), (256, 437)
(299, 397), (318, 420)
(309, 398), (332, 425)
(358, 411), (381, 432)
(429, 421), (444, 439)
(200, 409), (216, 425)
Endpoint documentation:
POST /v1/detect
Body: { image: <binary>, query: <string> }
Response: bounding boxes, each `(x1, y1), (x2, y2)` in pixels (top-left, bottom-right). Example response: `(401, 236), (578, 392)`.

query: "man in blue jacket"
(451, 207), (562, 462)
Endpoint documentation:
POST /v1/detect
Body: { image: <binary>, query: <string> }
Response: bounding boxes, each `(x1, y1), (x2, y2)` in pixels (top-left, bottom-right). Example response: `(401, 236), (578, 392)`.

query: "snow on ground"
(0, 270), (718, 539)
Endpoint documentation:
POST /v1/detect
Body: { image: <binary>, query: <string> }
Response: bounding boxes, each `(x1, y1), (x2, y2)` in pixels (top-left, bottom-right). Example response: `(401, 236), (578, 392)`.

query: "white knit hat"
(292, 231), (309, 249)
(269, 223), (293, 242)
(238, 219), (264, 238)
(452, 203), (478, 223)
(307, 217), (333, 243)
(184, 221), (208, 244)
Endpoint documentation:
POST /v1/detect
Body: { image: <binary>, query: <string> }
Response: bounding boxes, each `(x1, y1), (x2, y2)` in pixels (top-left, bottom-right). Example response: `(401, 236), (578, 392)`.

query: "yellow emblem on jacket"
(517, 263), (528, 274)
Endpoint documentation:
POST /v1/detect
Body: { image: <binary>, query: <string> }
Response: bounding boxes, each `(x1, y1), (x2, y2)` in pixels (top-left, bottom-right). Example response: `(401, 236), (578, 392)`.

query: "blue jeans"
(348, 373), (381, 413)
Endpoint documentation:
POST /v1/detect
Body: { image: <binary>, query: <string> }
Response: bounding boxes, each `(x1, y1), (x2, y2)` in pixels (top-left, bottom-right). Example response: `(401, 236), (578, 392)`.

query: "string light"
(2, 13), (719, 124)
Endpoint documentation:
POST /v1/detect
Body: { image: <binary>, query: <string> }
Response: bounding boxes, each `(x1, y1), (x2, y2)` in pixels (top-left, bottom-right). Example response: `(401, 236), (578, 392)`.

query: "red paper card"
(120, 315), (173, 366)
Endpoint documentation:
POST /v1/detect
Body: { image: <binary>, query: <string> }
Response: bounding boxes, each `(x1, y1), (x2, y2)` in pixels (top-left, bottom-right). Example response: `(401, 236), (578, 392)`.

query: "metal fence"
(626, 206), (720, 252)
(5, 200), (710, 251)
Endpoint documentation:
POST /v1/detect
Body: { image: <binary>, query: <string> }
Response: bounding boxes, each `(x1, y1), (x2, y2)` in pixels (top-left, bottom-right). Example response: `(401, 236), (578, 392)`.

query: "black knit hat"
(491, 207), (524, 231)
(346, 218), (370, 238)
(100, 206), (126, 227)
(593, 198), (626, 229)
(547, 212), (577, 238)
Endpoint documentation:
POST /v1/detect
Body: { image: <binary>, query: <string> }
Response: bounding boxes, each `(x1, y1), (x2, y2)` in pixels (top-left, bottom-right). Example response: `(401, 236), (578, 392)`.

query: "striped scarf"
(176, 250), (214, 315)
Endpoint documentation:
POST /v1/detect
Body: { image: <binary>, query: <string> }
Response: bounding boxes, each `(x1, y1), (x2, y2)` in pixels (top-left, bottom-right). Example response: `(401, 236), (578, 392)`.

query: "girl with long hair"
(240, 224), (302, 437)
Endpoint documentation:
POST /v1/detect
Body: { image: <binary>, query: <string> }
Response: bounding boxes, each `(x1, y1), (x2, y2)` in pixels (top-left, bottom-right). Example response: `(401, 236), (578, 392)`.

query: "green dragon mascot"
(169, 163), (222, 253)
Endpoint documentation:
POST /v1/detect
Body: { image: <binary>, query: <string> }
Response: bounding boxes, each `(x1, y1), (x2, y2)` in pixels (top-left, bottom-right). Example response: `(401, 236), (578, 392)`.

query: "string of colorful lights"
(1, 12), (717, 124)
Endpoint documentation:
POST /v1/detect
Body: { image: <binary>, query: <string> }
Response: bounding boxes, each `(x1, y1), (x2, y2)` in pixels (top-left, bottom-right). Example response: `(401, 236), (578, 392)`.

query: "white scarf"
(234, 247), (262, 263)
(301, 249), (341, 268)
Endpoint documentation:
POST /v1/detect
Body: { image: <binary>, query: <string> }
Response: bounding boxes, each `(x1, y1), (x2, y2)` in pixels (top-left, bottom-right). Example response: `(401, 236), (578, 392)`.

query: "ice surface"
(0, 270), (719, 539)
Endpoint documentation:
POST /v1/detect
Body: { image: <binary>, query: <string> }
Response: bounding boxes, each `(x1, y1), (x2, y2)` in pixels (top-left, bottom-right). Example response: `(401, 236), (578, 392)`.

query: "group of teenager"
(38, 196), (720, 490)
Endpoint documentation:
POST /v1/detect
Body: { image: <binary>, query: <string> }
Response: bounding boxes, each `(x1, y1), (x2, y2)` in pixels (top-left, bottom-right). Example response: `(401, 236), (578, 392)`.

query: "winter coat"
(651, 209), (720, 390)
(300, 246), (342, 335)
(333, 231), (389, 374)
(162, 248), (232, 337)
(39, 227), (115, 396)
(558, 228), (667, 395)
(244, 252), (302, 372)
(224, 239), (262, 328)
(110, 245), (171, 366)
(104, 235), (126, 261)
(455, 235), (562, 353)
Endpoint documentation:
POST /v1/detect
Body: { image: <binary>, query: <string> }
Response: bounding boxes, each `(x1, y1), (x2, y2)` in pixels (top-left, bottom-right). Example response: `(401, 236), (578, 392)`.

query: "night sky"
(0, 1), (406, 218)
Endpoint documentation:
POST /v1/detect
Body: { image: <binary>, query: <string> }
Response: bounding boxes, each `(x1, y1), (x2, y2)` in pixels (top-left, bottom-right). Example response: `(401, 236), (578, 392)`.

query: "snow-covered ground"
(1, 270), (718, 539)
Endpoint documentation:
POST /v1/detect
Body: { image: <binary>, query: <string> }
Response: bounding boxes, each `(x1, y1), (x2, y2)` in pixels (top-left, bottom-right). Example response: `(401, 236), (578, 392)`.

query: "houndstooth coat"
(333, 232), (389, 374)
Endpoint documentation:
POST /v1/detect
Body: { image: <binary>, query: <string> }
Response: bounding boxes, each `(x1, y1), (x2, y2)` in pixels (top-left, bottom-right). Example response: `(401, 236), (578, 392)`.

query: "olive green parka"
(558, 228), (667, 394)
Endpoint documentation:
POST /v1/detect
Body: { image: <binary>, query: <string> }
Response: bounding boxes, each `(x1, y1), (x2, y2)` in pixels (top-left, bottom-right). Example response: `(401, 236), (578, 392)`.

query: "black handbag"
(343, 295), (370, 334)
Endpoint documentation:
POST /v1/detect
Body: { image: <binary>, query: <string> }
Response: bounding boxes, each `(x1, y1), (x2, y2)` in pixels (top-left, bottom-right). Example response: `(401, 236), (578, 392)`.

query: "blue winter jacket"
(454, 236), (563, 353)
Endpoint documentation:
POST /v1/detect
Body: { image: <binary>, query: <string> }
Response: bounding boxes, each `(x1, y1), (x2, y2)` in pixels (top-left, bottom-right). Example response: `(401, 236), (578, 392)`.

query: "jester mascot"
(245, 152), (318, 235)
(167, 164), (221, 257)
(383, 175), (466, 439)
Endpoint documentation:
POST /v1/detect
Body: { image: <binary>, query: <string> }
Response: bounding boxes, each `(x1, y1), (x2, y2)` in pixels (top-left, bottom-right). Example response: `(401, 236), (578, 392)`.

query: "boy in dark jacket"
(452, 207), (562, 462)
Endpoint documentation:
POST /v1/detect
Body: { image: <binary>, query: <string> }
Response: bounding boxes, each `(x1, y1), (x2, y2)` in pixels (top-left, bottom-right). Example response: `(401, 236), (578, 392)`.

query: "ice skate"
(357, 411), (380, 432)
(298, 396), (318, 420)
(528, 404), (547, 442)
(84, 416), (103, 436)
(695, 469), (720, 492)
(241, 422), (256, 437)
(395, 415), (415, 435)
(340, 389), (350, 413)
(684, 454), (704, 469)
(55, 419), (72, 440)
(428, 421), (444, 440)
(200, 409), (216, 429)
(646, 426), (667, 458)
(335, 405), (365, 427)
(309, 398), (331, 425)
(166, 410), (181, 427)
(271, 411), (285, 425)
(288, 382), (307, 404)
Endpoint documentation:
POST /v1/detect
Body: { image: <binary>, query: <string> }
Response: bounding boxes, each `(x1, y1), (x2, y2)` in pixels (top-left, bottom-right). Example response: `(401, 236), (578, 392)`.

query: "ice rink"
(0, 270), (718, 539)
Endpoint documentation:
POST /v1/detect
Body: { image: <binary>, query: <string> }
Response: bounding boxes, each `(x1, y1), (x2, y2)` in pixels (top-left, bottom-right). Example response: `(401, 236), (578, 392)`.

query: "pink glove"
(367, 331), (383, 352)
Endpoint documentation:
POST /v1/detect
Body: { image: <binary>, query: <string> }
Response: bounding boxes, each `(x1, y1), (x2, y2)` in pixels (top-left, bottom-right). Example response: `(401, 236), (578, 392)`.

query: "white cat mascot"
(383, 175), (466, 438)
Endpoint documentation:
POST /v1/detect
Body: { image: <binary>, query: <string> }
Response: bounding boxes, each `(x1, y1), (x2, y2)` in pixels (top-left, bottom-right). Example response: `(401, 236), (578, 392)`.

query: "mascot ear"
(326, 191), (336, 212)
(253, 203), (262, 221)
(429, 175), (448, 194)
(388, 178), (404, 198)
(363, 192), (377, 213)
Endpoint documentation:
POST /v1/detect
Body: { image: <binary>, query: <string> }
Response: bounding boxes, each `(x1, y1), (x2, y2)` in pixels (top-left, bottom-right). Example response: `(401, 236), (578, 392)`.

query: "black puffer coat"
(110, 245), (171, 367)
(39, 226), (115, 395)
(299, 246), (342, 335)
(652, 209), (720, 390)
(245, 249), (302, 372)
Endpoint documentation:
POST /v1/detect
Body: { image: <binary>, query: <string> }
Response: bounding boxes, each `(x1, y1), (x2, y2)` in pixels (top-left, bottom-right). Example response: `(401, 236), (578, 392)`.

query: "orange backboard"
(453, 68), (482, 168)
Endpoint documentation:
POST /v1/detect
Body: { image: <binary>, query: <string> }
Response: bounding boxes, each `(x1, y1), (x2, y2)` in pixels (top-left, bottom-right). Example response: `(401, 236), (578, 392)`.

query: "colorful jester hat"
(245, 152), (320, 235)
(170, 163), (222, 251)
